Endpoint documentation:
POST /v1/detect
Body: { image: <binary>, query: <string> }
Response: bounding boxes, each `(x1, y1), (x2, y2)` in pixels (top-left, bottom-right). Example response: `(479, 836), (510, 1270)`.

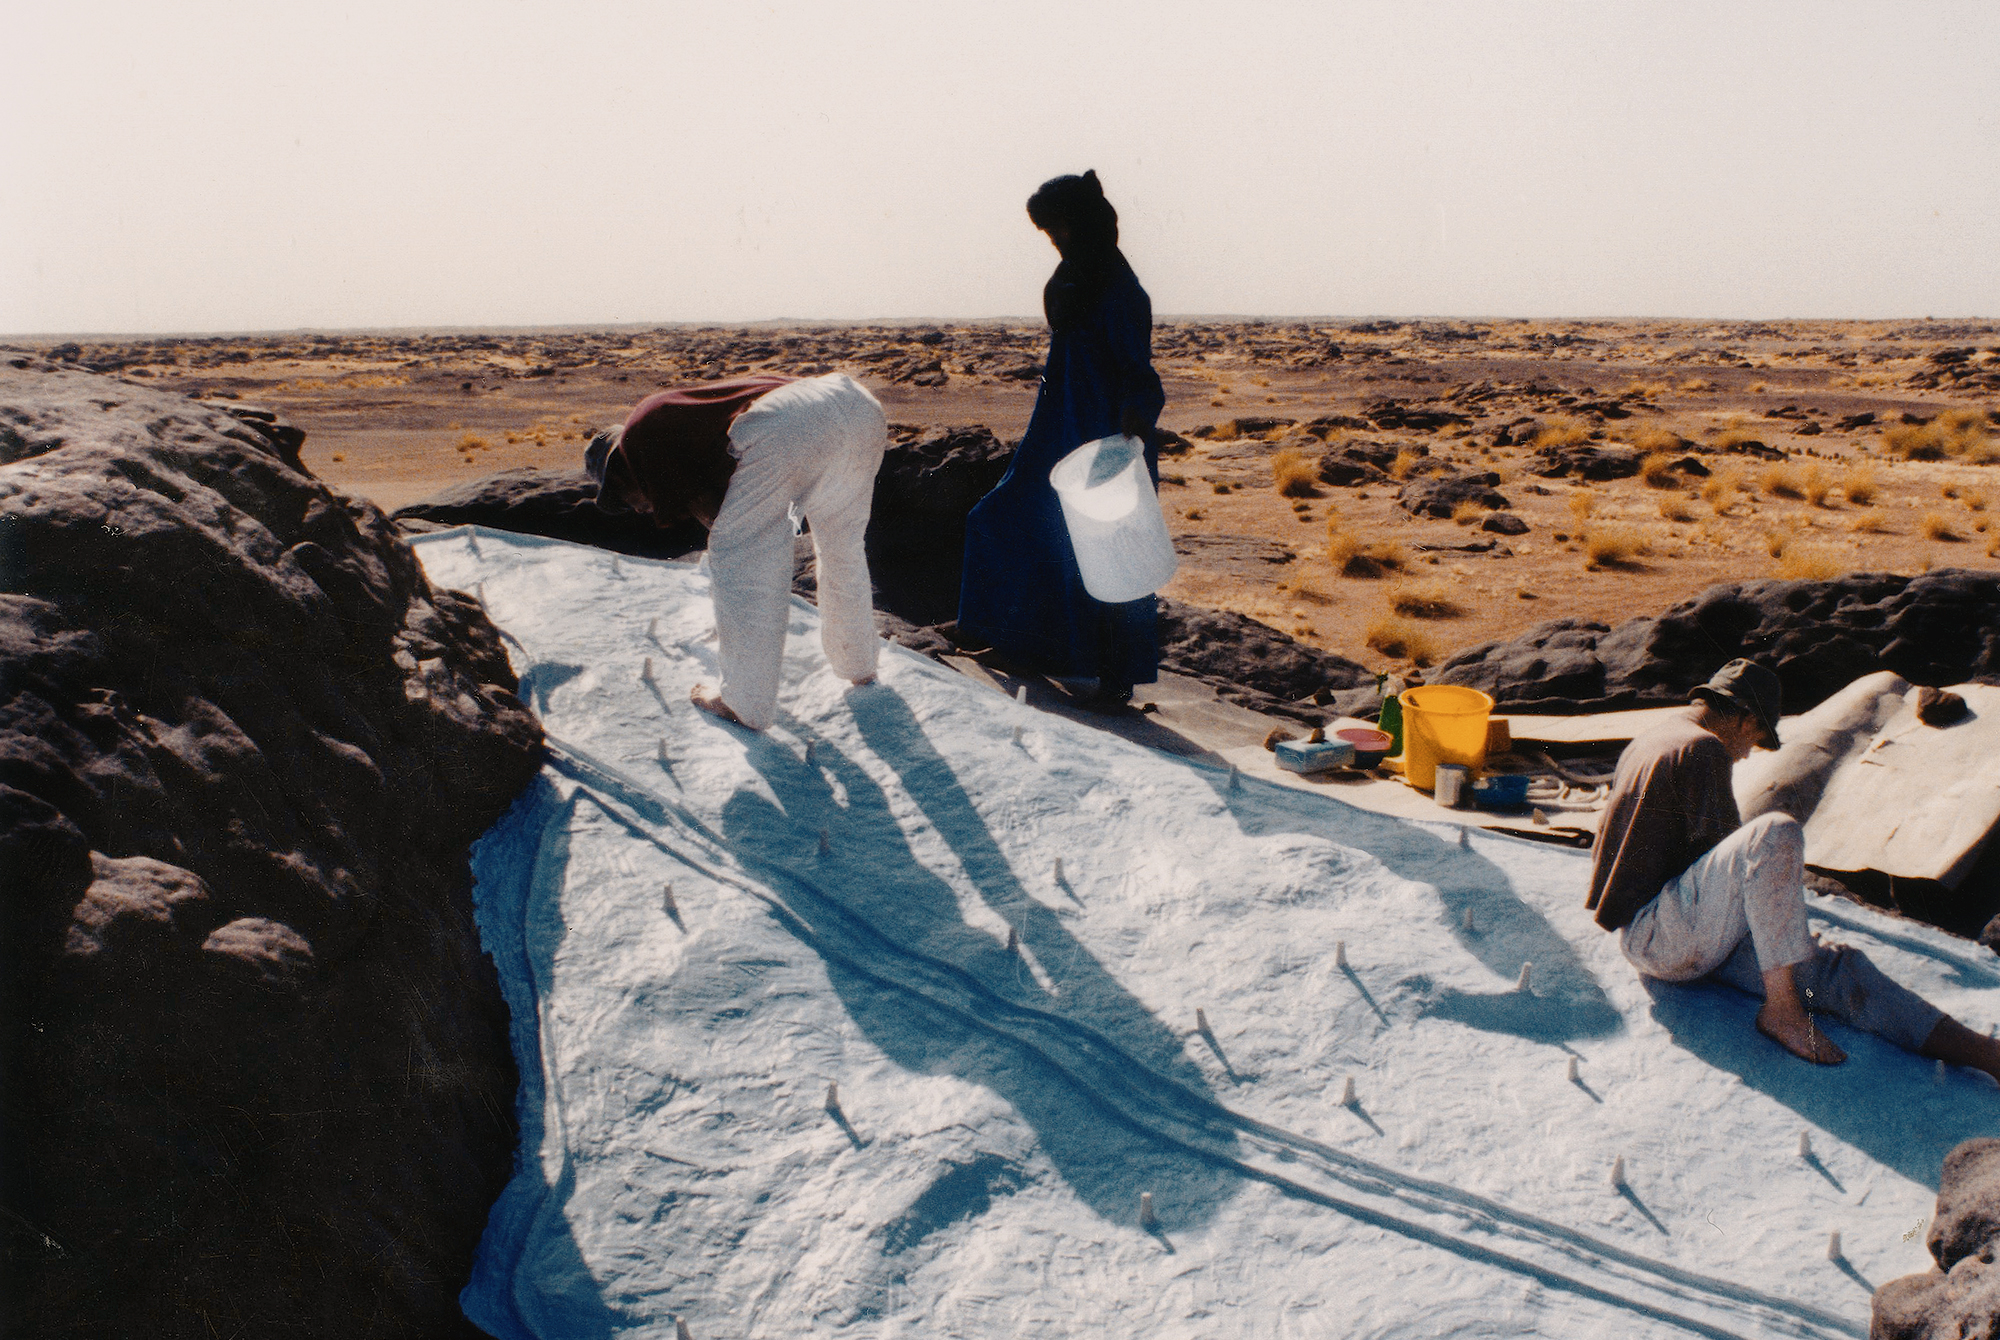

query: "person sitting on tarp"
(952, 170), (1166, 711)
(586, 372), (887, 731)
(1588, 658), (2000, 1080)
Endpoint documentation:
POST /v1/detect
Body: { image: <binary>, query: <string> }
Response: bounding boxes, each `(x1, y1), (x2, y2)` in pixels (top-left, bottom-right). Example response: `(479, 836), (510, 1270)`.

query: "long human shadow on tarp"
(1642, 975), (1996, 1190)
(721, 691), (1241, 1232)
(462, 775), (624, 1340)
(1202, 773), (1622, 1044)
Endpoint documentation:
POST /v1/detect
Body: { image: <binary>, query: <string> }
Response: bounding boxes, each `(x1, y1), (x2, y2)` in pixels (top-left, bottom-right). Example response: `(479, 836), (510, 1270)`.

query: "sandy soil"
(27, 318), (2000, 675)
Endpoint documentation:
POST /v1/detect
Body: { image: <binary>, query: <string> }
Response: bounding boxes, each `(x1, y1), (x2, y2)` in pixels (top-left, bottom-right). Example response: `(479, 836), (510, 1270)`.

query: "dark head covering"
(1690, 658), (1782, 749)
(1027, 170), (1124, 331)
(583, 426), (631, 514)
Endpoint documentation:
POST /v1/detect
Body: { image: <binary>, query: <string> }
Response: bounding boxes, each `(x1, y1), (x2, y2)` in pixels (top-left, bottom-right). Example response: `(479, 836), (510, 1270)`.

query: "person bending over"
(1588, 658), (2000, 1080)
(586, 372), (887, 730)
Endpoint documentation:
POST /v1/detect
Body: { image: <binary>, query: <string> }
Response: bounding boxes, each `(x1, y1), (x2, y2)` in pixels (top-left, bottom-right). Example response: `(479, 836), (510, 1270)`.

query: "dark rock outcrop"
(1, 358), (540, 1338)
(1532, 444), (1642, 480)
(1398, 471), (1511, 519)
(392, 465), (708, 558)
(1436, 570), (2000, 715)
(1157, 600), (1373, 723)
(1874, 1139), (2000, 1338)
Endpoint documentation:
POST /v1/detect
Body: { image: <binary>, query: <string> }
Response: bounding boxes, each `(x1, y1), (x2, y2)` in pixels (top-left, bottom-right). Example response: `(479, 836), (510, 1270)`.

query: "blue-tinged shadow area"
(459, 775), (629, 1340)
(1642, 974), (1999, 1190)
(718, 686), (1241, 1232)
(1198, 769), (1623, 1045)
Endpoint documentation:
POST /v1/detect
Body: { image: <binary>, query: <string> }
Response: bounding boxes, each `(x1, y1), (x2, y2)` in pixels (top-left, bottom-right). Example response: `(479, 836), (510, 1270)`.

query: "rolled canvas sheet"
(1735, 670), (2000, 887)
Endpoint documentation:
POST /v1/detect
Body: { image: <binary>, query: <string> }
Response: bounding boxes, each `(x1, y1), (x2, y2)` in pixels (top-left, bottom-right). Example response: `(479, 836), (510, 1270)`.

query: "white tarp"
(1738, 671), (2000, 887)
(411, 528), (2000, 1340)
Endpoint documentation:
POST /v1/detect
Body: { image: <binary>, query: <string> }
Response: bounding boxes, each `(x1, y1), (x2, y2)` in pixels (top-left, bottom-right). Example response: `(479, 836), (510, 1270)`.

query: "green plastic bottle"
(1377, 683), (1405, 756)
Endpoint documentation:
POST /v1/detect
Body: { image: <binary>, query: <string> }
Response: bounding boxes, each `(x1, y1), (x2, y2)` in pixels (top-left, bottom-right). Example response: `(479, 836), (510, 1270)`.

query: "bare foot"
(690, 684), (753, 729)
(1756, 1004), (1847, 1065)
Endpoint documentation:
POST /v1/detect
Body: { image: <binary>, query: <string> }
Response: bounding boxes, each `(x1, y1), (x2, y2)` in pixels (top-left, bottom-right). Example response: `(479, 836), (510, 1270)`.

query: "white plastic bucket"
(1048, 434), (1179, 603)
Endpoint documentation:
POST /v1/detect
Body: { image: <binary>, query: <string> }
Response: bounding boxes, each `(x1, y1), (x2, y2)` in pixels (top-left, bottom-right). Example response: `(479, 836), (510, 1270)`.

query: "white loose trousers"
(707, 373), (887, 730)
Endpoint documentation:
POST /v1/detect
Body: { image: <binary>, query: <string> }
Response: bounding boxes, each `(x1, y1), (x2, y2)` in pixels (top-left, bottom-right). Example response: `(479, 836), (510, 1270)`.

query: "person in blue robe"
(954, 171), (1167, 708)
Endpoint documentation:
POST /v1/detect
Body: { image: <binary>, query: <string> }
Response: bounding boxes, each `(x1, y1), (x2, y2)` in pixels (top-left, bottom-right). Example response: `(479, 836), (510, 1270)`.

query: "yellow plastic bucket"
(1400, 685), (1493, 792)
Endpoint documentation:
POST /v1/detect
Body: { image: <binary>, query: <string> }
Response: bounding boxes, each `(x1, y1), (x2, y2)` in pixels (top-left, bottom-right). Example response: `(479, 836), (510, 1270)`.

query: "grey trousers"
(1621, 813), (1943, 1053)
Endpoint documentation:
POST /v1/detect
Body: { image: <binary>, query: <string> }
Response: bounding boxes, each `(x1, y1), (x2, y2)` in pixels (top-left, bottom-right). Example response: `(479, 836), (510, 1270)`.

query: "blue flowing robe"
(956, 254), (1167, 685)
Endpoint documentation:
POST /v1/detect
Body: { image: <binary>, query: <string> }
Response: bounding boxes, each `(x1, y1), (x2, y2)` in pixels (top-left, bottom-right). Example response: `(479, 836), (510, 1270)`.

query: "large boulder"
(1157, 600), (1374, 722)
(1873, 1139), (2000, 1338)
(1436, 571), (2000, 715)
(392, 465), (708, 558)
(1398, 471), (1511, 519)
(0, 357), (540, 1338)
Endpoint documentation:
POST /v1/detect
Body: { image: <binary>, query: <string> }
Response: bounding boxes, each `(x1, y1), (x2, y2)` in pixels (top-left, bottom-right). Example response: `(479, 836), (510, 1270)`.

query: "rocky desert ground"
(22, 317), (2000, 675)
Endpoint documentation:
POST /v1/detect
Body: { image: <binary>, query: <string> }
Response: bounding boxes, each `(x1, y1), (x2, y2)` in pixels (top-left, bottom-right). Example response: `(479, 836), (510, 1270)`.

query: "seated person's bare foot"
(690, 683), (753, 728)
(1756, 1002), (1846, 1065)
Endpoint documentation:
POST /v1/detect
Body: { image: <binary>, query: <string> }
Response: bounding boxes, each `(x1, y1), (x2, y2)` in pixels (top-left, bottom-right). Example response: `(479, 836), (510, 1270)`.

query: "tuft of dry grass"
(1658, 496), (1697, 523)
(1643, 453), (1688, 489)
(1850, 509), (1889, 533)
(1271, 448), (1320, 497)
(1387, 580), (1463, 619)
(1777, 545), (1845, 580)
(1760, 462), (1804, 499)
(1920, 510), (1961, 542)
(1964, 488), (1988, 513)
(1841, 462), (1879, 506)
(1801, 463), (1834, 507)
(1748, 381), (1768, 394)
(1567, 490), (1597, 523)
(1583, 525), (1646, 569)
(1533, 416), (1591, 449)
(459, 432), (490, 451)
(1451, 500), (1485, 525)
(1882, 409), (1996, 462)
(1678, 377), (1714, 393)
(1389, 449), (1422, 481)
(1700, 466), (1743, 508)
(1211, 420), (1240, 441)
(1211, 481), (1232, 494)
(1365, 615), (1443, 667)
(1328, 528), (1408, 578)
(1624, 381), (1671, 399)
(1633, 426), (1684, 455)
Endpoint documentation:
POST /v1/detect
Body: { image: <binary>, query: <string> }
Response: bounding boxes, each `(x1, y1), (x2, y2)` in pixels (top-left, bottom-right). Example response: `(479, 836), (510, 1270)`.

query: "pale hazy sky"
(6, 1), (1997, 334)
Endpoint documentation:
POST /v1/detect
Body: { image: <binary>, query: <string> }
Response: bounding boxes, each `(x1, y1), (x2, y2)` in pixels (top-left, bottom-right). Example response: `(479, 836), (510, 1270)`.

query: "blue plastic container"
(1274, 739), (1357, 774)
(1471, 773), (1531, 809)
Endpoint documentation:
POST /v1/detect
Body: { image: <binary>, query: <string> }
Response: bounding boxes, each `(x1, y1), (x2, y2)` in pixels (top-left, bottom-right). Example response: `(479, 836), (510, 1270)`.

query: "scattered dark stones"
(1481, 512), (1530, 536)
(1, 361), (539, 1339)
(1397, 471), (1510, 519)
(1365, 400), (1471, 432)
(1874, 1139), (2000, 1339)
(1435, 569), (2000, 716)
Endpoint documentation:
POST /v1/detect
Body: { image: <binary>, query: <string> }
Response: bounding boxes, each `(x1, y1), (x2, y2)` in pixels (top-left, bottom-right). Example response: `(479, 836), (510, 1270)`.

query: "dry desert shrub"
(1639, 452), (1681, 489)
(1841, 463), (1880, 505)
(1850, 509), (1889, 533)
(1624, 380), (1671, 398)
(1748, 381), (1768, 394)
(1920, 510), (1961, 541)
(1777, 545), (1844, 581)
(458, 432), (490, 451)
(1700, 467), (1743, 508)
(1211, 481), (1233, 494)
(1387, 580), (1462, 619)
(1328, 528), (1408, 578)
(1882, 410), (1995, 462)
(1451, 500), (1484, 526)
(1533, 417), (1590, 449)
(1211, 420), (1240, 441)
(1271, 449), (1320, 497)
(1678, 377), (1714, 393)
(1365, 615), (1443, 666)
(1389, 449), (1423, 481)
(1659, 496), (1698, 523)
(1567, 490), (1597, 523)
(1964, 488), (1989, 513)
(1583, 525), (1646, 569)
(1633, 426), (1684, 455)
(1801, 463), (1834, 507)
(1760, 463), (1804, 499)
